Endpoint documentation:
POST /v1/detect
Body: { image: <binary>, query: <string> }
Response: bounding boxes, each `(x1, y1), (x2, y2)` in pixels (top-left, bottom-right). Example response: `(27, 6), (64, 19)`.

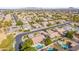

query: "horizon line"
(0, 7), (79, 9)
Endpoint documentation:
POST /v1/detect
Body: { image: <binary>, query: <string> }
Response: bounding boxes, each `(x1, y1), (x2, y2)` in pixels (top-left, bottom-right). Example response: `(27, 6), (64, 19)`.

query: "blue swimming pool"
(61, 44), (69, 49)
(47, 47), (54, 51)
(36, 44), (43, 49)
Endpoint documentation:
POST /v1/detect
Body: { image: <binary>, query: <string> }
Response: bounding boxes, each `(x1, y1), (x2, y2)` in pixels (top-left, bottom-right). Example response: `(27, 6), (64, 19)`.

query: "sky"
(0, 0), (79, 9)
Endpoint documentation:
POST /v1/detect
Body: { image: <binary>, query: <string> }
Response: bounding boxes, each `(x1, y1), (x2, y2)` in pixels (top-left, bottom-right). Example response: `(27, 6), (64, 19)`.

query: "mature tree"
(3, 20), (12, 27)
(65, 31), (75, 39)
(21, 39), (34, 51)
(0, 20), (2, 28)
(44, 36), (52, 46)
(72, 15), (79, 22)
(24, 47), (36, 51)
(47, 23), (52, 27)
(16, 20), (23, 27)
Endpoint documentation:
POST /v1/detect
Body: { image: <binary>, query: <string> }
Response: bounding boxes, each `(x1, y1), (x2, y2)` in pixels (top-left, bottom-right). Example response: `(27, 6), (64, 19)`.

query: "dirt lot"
(0, 28), (7, 44)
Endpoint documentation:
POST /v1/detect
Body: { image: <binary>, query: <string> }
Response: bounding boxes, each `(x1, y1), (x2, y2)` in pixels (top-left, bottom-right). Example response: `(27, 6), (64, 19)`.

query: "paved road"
(12, 14), (18, 22)
(15, 22), (70, 51)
